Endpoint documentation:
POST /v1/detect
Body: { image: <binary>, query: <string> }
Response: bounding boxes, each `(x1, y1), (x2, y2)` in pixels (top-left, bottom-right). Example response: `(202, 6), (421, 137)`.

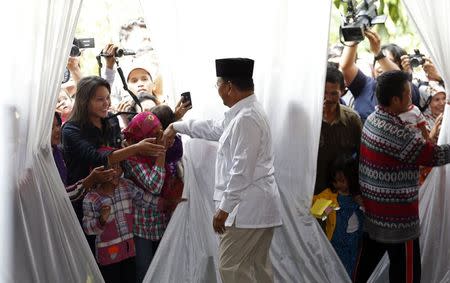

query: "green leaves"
(387, 0), (400, 23)
(334, 0), (341, 9)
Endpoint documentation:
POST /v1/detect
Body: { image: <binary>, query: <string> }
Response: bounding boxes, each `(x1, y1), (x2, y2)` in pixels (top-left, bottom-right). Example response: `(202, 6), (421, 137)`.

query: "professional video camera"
(70, 38), (95, 57)
(340, 0), (387, 42)
(409, 49), (425, 68)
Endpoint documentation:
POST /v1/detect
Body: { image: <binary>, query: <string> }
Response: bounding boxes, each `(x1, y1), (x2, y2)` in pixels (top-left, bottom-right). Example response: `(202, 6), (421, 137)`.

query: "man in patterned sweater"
(354, 71), (450, 283)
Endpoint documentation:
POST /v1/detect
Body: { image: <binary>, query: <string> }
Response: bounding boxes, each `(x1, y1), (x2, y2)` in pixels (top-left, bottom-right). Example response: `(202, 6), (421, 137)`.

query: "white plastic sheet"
(0, 0), (104, 282)
(141, 0), (351, 282)
(404, 2), (450, 282)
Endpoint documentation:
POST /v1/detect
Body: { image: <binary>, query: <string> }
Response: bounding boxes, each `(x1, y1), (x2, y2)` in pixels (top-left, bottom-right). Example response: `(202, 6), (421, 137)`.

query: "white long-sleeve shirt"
(173, 95), (282, 228)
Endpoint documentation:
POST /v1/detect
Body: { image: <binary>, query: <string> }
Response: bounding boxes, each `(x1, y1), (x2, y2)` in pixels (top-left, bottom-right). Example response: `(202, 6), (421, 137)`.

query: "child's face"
(109, 164), (123, 186)
(332, 171), (349, 194)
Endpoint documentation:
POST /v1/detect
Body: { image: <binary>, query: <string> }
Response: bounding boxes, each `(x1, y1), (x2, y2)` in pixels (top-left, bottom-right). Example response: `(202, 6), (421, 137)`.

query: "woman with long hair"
(61, 76), (165, 250)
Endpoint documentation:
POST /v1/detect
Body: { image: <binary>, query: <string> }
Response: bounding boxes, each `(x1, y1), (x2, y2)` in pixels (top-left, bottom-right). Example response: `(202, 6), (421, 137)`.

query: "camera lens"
(115, 49), (124, 57)
(70, 45), (81, 57)
(410, 58), (420, 68)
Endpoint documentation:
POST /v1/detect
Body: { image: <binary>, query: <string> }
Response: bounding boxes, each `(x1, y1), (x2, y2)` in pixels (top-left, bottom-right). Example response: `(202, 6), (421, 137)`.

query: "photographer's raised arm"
(339, 43), (359, 86)
(365, 29), (400, 72)
(67, 56), (83, 83)
(423, 58), (443, 83)
(101, 43), (118, 87)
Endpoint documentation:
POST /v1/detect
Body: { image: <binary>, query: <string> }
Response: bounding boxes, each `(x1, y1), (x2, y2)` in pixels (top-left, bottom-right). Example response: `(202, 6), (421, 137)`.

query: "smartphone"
(181, 92), (192, 107)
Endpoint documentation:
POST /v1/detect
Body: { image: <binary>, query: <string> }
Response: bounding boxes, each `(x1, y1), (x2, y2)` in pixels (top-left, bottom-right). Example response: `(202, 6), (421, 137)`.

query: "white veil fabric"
(368, 1), (450, 282)
(0, 0), (105, 282)
(141, 0), (351, 282)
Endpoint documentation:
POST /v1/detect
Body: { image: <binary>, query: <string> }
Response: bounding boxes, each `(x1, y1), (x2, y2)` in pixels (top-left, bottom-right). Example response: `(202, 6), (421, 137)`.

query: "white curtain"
(403, 2), (450, 283)
(141, 0), (351, 282)
(368, 1), (450, 282)
(0, 0), (104, 282)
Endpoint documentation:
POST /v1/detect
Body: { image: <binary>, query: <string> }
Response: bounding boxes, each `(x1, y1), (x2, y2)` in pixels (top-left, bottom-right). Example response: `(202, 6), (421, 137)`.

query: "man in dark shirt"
(314, 65), (362, 194)
(340, 29), (420, 122)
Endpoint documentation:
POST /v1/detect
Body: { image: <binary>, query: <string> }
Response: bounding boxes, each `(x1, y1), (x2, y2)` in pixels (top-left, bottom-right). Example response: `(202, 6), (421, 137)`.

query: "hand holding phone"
(180, 92), (192, 107)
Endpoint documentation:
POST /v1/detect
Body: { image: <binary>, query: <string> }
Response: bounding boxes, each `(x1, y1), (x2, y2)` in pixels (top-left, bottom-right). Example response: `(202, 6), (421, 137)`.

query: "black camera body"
(340, 0), (387, 42)
(70, 38), (95, 57)
(409, 49), (425, 68)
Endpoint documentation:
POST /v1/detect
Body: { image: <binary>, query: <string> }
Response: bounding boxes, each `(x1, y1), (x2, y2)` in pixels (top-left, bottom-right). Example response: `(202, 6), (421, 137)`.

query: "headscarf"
(123, 112), (161, 143)
(122, 112), (162, 165)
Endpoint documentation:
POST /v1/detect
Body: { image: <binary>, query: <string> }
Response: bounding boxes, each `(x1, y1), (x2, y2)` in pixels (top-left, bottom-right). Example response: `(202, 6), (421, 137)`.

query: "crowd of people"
(53, 72), (188, 282)
(313, 28), (450, 283)
(50, 13), (450, 282)
(52, 47), (283, 283)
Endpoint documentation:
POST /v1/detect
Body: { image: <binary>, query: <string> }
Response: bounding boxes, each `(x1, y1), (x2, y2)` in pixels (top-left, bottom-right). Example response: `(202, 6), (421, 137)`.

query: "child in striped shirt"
(83, 160), (165, 283)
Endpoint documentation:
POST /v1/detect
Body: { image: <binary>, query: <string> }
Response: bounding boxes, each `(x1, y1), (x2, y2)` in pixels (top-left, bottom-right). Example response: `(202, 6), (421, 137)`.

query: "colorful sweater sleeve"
(416, 143), (450, 167)
(82, 194), (105, 235)
(383, 124), (450, 166)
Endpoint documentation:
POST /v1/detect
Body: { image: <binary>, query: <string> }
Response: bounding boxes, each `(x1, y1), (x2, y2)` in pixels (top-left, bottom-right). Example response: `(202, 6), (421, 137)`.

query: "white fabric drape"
(404, 2), (450, 283)
(368, 1), (450, 282)
(0, 0), (104, 282)
(141, 0), (351, 282)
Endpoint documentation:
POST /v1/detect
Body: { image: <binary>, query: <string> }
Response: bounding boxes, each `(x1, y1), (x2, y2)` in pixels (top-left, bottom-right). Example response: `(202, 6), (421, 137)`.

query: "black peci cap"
(215, 58), (254, 78)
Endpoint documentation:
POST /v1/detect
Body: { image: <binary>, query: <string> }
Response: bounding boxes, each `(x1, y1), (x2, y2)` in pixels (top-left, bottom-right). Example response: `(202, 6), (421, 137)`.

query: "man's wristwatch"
(374, 51), (386, 61)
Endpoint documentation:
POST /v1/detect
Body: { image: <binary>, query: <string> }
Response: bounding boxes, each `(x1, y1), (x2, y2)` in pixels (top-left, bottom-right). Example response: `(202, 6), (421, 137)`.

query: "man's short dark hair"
(221, 77), (254, 91)
(376, 70), (410, 107)
(326, 63), (345, 91)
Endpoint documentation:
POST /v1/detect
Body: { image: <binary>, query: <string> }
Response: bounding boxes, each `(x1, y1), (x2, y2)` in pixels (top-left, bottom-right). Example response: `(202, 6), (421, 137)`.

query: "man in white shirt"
(164, 58), (282, 283)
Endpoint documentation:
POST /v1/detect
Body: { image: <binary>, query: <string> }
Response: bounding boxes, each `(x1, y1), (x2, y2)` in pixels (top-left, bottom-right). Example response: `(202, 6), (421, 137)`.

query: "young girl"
(312, 155), (363, 277)
(83, 162), (164, 283)
(121, 112), (175, 282)
(398, 104), (429, 141)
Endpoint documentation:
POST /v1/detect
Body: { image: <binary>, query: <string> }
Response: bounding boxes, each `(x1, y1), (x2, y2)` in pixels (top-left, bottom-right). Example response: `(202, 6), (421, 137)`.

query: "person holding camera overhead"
(163, 58), (282, 283)
(101, 43), (191, 127)
(340, 28), (421, 122)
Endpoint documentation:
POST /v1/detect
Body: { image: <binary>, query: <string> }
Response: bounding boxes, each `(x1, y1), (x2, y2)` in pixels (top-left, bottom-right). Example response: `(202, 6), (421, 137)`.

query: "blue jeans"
(134, 236), (160, 283)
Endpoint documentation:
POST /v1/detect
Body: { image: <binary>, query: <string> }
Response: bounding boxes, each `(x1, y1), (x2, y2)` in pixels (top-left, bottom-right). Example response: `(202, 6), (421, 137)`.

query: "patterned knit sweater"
(360, 106), (450, 243)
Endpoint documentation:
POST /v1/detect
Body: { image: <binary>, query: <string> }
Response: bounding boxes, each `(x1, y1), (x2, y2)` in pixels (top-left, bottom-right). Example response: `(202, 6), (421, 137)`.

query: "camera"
(100, 48), (136, 58)
(70, 38), (95, 57)
(409, 49), (425, 68)
(62, 38), (95, 83)
(340, 0), (387, 42)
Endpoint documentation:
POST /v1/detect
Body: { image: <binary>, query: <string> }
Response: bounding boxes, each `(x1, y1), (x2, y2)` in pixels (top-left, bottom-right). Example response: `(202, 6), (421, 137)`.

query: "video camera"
(340, 0), (387, 42)
(70, 38), (95, 57)
(409, 49), (425, 68)
(62, 38), (95, 83)
(100, 48), (136, 58)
